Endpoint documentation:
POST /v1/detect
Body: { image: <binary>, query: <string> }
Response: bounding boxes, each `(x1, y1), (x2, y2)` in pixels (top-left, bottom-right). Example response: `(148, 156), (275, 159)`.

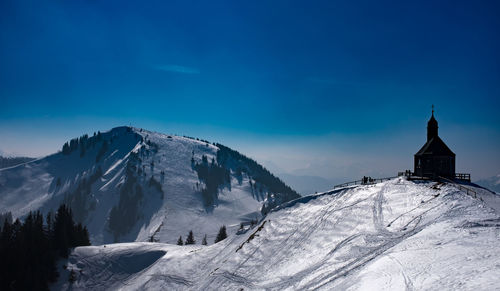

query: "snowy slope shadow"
(68, 244), (166, 290)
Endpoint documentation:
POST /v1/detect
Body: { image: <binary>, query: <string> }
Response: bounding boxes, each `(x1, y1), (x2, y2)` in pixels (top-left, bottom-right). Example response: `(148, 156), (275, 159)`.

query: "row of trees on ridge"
(176, 226), (227, 246)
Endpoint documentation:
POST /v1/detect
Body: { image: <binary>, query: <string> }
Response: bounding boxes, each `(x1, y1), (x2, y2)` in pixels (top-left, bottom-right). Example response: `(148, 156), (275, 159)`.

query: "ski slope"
(55, 178), (500, 290)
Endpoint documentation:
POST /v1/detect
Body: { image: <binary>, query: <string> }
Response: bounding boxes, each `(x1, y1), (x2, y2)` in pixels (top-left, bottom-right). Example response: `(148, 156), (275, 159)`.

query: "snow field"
(57, 178), (500, 290)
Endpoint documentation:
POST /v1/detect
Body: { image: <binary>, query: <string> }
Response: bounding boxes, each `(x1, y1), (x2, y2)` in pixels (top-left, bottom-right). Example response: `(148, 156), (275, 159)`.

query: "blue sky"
(1, 0), (499, 181)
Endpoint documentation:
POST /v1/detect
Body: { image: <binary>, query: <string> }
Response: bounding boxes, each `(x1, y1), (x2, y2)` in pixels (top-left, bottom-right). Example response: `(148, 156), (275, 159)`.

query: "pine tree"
(185, 230), (195, 245)
(62, 142), (70, 155)
(74, 223), (90, 246)
(177, 236), (184, 245)
(202, 234), (207, 245)
(214, 225), (227, 243)
(52, 204), (90, 257)
(54, 204), (72, 257)
(0, 210), (66, 290)
(46, 211), (54, 241)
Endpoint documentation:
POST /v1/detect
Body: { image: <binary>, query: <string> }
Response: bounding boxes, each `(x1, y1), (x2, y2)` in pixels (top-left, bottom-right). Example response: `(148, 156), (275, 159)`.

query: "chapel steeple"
(427, 105), (438, 141)
(415, 106), (455, 179)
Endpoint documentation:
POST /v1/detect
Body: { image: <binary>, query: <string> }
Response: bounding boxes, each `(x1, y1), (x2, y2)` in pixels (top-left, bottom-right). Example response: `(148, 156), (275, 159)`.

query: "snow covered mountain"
(54, 178), (500, 290)
(0, 126), (299, 245)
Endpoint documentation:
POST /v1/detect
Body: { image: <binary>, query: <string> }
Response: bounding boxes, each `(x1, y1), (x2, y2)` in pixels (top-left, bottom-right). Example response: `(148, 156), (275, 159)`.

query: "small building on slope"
(414, 108), (456, 179)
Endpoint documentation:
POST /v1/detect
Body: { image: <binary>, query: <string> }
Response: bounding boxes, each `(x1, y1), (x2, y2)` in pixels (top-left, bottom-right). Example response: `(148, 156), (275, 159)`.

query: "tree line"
(0, 204), (90, 290)
(61, 127), (142, 160)
(176, 225), (227, 246)
(62, 132), (103, 156)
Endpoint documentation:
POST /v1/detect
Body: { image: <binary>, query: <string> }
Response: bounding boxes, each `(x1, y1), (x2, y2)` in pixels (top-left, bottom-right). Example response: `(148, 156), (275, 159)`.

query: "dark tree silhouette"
(53, 204), (90, 258)
(185, 230), (195, 245)
(193, 155), (230, 207)
(0, 204), (90, 290)
(214, 225), (227, 243)
(202, 234), (208, 245)
(96, 140), (109, 162)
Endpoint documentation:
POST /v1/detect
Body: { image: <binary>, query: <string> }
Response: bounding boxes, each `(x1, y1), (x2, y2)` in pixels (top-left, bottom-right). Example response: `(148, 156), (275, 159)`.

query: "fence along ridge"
(333, 176), (399, 189)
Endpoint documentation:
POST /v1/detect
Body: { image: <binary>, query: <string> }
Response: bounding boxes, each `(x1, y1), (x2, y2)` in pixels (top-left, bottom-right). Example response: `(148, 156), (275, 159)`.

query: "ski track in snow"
(53, 178), (500, 290)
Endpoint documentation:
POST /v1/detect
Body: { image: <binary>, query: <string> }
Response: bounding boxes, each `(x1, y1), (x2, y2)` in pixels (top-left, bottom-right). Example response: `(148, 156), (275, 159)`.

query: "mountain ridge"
(0, 126), (300, 245)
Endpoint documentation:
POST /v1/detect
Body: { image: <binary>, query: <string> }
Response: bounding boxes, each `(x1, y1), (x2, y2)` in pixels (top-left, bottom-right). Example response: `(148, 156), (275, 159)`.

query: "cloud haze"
(154, 64), (200, 74)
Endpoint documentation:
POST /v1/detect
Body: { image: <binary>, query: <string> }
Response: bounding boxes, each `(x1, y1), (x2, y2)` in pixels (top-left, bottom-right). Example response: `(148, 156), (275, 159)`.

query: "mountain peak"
(0, 127), (299, 245)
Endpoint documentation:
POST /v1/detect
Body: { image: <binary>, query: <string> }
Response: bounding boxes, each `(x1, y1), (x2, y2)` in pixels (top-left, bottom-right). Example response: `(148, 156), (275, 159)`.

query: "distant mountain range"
(475, 174), (500, 193)
(276, 173), (343, 195)
(0, 155), (35, 169)
(0, 126), (299, 245)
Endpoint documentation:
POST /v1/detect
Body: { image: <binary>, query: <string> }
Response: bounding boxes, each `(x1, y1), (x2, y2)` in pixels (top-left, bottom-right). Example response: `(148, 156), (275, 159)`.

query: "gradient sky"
(1, 0), (499, 181)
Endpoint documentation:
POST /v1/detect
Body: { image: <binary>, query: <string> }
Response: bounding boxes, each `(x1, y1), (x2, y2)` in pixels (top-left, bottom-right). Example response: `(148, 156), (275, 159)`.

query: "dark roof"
(415, 136), (455, 156)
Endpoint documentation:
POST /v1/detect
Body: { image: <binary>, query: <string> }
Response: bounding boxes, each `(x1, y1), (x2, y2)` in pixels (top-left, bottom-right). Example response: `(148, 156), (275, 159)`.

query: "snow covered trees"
(214, 225), (227, 243)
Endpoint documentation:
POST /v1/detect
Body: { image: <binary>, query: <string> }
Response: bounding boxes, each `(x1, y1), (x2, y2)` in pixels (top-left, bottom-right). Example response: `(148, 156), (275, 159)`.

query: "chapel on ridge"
(414, 108), (456, 179)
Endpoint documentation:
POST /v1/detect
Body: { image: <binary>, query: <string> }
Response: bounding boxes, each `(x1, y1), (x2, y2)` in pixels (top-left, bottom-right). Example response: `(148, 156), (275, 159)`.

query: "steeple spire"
(427, 105), (438, 141)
